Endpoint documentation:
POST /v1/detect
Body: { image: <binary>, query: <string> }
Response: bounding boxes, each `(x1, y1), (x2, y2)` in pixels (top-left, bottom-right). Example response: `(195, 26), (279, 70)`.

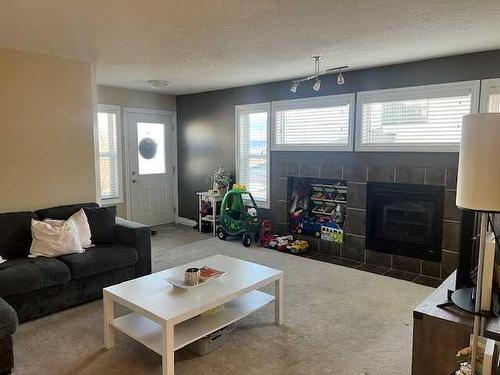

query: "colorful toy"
(217, 186), (260, 247)
(259, 220), (275, 248)
(276, 235), (294, 251)
(287, 240), (309, 253)
(296, 216), (321, 238)
(321, 222), (344, 243)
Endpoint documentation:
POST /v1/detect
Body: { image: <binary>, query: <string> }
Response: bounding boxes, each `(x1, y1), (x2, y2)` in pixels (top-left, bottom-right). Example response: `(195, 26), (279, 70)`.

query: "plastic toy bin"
(186, 324), (235, 355)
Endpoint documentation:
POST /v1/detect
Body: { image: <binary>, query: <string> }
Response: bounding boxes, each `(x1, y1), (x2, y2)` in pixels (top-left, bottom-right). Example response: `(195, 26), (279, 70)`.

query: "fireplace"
(366, 182), (445, 262)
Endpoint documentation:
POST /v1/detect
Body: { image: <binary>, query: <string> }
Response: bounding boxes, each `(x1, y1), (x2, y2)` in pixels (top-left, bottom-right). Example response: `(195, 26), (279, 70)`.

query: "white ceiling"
(1, 0), (500, 95)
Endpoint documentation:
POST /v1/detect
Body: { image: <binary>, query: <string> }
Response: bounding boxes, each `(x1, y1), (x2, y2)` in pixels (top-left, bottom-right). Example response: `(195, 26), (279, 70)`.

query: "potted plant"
(212, 166), (230, 194)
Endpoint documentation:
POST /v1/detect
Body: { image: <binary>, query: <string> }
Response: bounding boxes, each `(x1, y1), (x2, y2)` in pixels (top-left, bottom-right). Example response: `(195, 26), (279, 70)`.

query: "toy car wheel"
(217, 228), (227, 240)
(242, 233), (252, 247)
(297, 228), (303, 234)
(314, 231), (321, 238)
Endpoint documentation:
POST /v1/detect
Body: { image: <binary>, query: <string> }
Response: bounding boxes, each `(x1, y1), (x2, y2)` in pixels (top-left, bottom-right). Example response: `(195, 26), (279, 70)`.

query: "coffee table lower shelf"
(111, 290), (274, 353)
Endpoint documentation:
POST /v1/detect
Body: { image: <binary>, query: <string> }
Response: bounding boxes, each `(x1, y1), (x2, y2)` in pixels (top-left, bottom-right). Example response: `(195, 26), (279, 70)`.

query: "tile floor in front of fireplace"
(153, 223), (442, 288)
(291, 250), (442, 288)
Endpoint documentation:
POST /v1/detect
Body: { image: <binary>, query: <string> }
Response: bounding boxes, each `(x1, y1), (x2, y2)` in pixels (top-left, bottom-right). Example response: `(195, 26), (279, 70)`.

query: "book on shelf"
(470, 335), (499, 375)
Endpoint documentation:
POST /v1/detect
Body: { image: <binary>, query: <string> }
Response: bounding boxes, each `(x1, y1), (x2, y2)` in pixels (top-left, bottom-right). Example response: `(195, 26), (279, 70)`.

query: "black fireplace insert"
(366, 182), (444, 262)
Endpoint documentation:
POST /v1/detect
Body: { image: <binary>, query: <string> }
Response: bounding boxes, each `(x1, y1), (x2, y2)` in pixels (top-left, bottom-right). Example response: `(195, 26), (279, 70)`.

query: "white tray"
(165, 272), (226, 289)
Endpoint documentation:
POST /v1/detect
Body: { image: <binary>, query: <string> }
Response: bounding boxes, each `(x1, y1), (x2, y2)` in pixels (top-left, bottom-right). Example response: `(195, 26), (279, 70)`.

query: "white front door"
(125, 109), (175, 226)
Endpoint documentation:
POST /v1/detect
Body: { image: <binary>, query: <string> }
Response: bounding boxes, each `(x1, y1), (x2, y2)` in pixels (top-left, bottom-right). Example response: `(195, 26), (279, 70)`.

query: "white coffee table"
(103, 254), (284, 375)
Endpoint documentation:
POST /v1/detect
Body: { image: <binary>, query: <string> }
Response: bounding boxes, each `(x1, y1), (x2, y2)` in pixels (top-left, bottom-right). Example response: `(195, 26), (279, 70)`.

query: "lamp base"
(437, 287), (494, 317)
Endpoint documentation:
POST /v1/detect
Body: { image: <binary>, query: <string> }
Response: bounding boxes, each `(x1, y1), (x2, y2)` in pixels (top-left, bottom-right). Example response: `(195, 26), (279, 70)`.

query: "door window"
(137, 122), (166, 175)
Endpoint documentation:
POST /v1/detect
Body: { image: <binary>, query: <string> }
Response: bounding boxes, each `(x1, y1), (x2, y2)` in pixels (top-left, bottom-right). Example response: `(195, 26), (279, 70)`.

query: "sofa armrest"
(0, 298), (17, 339)
(0, 297), (16, 373)
(115, 218), (151, 277)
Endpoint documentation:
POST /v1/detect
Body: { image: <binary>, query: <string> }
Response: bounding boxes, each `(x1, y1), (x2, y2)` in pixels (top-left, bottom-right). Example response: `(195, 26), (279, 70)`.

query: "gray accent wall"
(177, 50), (500, 219)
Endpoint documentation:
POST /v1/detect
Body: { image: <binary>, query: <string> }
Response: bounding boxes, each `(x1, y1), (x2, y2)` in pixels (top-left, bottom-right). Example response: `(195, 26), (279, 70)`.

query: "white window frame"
(271, 94), (355, 152)
(480, 78), (500, 112)
(355, 80), (480, 152)
(235, 102), (271, 209)
(95, 104), (124, 205)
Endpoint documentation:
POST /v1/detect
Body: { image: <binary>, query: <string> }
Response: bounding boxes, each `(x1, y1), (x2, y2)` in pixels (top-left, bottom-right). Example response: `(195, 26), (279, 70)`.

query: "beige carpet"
(13, 237), (432, 375)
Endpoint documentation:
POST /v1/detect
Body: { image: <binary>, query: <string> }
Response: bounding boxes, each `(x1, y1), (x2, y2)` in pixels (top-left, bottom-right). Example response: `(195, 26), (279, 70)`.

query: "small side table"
(197, 192), (224, 237)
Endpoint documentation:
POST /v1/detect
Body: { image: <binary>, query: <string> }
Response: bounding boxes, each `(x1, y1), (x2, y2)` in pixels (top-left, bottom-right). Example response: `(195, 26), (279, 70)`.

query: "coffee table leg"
(275, 277), (283, 325)
(162, 322), (175, 375)
(103, 292), (115, 348)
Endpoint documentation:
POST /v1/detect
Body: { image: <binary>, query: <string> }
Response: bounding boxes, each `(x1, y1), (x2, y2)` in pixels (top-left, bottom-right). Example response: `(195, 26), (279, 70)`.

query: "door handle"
(132, 180), (136, 183)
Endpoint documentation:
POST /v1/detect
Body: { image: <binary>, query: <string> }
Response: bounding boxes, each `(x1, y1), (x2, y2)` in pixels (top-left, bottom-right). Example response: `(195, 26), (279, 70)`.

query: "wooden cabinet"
(412, 272), (500, 374)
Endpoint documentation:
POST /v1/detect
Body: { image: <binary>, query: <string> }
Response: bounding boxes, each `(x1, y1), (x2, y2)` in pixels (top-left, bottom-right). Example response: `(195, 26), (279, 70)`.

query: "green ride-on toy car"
(217, 185), (260, 247)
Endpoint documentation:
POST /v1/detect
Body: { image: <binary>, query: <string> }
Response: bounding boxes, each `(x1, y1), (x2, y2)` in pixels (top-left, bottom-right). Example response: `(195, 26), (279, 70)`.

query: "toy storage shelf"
(197, 192), (224, 237)
(311, 198), (347, 204)
(310, 183), (347, 190)
(288, 177), (347, 245)
(201, 215), (220, 222)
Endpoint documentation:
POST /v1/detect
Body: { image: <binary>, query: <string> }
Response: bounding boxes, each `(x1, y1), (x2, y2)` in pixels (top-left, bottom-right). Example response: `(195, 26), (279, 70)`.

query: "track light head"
(337, 72), (345, 85)
(289, 60), (347, 93)
(313, 78), (321, 92)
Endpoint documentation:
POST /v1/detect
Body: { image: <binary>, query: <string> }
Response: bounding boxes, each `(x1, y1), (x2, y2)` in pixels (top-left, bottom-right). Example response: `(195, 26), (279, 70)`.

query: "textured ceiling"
(1, 0), (500, 95)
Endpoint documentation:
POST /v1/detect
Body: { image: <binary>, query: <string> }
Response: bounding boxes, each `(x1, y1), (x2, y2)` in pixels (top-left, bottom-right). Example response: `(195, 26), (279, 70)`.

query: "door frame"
(122, 107), (178, 223)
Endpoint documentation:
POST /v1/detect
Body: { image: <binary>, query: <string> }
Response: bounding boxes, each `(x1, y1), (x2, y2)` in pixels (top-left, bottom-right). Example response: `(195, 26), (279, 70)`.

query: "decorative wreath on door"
(139, 137), (158, 159)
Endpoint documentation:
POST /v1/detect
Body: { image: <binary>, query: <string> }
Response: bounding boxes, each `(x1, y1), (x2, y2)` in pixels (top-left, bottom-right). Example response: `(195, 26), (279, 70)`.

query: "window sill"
(272, 144), (353, 152)
(354, 143), (460, 153)
(100, 198), (124, 206)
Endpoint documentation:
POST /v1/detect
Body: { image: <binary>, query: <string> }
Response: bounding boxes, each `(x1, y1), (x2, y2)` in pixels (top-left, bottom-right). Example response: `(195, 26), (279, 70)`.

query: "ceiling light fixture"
(147, 80), (169, 89)
(289, 56), (348, 93)
(337, 71), (345, 85)
(313, 78), (321, 92)
(290, 81), (299, 93)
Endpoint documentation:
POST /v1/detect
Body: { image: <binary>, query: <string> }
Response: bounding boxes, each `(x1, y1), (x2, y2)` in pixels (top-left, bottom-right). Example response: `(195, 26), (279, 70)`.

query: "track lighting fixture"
(313, 78), (321, 92)
(289, 56), (348, 93)
(337, 71), (345, 85)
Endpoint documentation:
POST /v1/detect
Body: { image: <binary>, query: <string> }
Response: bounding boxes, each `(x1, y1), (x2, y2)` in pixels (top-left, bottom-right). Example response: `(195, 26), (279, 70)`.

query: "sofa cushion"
(0, 211), (35, 259)
(57, 245), (138, 280)
(0, 258), (71, 298)
(35, 202), (98, 221)
(0, 298), (17, 338)
(83, 206), (117, 244)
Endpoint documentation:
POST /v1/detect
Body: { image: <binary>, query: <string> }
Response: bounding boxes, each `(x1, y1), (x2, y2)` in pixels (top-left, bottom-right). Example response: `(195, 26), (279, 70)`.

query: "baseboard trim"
(175, 216), (197, 227)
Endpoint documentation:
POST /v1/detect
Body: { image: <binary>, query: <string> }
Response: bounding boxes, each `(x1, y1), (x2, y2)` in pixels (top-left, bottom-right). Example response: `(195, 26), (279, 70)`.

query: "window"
(355, 81), (480, 152)
(137, 122), (166, 175)
(96, 104), (123, 204)
(235, 103), (270, 208)
(480, 78), (500, 112)
(272, 94), (355, 151)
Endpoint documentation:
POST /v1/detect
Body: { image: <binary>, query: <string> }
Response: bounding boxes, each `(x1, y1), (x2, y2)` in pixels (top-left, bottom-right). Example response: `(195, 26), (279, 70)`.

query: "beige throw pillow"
(29, 217), (84, 258)
(70, 208), (92, 248)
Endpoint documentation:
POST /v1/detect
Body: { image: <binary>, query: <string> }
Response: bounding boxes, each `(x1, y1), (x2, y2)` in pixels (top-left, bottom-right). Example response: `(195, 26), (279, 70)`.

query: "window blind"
(489, 94), (500, 112)
(236, 104), (270, 207)
(487, 82), (500, 112)
(356, 82), (479, 151)
(272, 95), (354, 151)
(97, 111), (120, 200)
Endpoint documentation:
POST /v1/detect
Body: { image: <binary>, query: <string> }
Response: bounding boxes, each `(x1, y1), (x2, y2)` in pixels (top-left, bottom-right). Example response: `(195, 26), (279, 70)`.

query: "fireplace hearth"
(272, 154), (462, 283)
(366, 182), (445, 262)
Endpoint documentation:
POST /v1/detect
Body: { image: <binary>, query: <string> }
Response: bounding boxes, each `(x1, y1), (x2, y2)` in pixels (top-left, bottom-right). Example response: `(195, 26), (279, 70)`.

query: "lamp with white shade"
(456, 113), (500, 373)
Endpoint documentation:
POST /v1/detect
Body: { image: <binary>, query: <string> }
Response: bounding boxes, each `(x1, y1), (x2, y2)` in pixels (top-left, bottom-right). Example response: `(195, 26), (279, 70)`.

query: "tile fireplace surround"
(268, 151), (462, 287)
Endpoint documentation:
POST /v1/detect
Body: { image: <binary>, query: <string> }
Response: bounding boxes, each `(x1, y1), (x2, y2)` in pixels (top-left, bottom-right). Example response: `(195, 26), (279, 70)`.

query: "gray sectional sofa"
(0, 203), (152, 374)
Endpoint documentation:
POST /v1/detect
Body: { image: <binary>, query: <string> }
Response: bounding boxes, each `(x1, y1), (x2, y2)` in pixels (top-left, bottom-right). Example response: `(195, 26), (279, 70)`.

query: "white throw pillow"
(29, 217), (84, 258)
(69, 208), (92, 248)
